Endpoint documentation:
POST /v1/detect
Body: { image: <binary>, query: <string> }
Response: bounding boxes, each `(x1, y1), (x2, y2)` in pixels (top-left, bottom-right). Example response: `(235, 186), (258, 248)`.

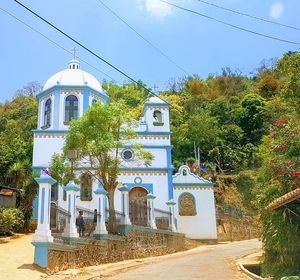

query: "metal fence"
(216, 204), (253, 220)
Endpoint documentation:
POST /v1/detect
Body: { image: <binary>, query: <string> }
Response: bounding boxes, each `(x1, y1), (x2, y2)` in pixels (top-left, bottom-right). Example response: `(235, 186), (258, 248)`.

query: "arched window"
(153, 110), (163, 126)
(182, 169), (187, 176)
(65, 95), (78, 123)
(44, 98), (51, 127)
(80, 173), (92, 200)
(179, 193), (196, 216)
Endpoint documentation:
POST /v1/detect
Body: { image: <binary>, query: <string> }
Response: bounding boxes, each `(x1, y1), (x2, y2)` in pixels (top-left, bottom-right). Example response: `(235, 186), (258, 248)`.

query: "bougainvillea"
(257, 119), (300, 279)
(267, 119), (300, 192)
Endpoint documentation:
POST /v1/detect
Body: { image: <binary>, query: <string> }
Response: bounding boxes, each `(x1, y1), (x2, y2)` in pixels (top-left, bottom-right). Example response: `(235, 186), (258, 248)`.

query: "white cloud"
(270, 2), (284, 19)
(137, 0), (173, 17)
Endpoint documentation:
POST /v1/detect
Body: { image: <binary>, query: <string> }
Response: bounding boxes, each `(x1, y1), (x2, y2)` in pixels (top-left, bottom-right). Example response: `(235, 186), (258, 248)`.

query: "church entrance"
(129, 187), (148, 227)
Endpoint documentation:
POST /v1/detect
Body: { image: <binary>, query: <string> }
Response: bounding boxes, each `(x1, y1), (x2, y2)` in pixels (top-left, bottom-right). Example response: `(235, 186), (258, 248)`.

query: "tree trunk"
(107, 188), (117, 234)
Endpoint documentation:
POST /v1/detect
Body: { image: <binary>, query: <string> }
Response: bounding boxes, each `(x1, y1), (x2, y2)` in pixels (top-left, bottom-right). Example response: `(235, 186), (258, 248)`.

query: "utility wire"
(96, 0), (189, 75)
(160, 0), (300, 46)
(195, 0), (300, 32)
(13, 0), (173, 108)
(0, 7), (116, 81)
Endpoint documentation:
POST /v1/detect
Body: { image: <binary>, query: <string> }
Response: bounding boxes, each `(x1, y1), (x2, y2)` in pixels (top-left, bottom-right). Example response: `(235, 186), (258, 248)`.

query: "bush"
(0, 208), (24, 235)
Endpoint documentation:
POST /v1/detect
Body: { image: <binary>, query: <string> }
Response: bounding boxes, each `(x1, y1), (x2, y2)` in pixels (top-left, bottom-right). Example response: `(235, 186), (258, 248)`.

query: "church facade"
(32, 59), (217, 240)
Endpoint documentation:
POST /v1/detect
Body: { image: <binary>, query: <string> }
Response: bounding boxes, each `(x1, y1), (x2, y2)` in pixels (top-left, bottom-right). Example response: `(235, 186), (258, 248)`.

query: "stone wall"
(46, 228), (186, 273)
(217, 217), (260, 242)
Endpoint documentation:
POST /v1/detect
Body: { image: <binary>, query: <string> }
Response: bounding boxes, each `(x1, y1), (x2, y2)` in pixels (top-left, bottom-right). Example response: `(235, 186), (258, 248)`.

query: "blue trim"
(123, 145), (172, 149)
(64, 180), (80, 191)
(83, 90), (89, 112)
(36, 85), (109, 103)
(41, 188), (45, 224)
(136, 131), (171, 135)
(32, 129), (67, 134)
(118, 185), (130, 192)
(32, 195), (38, 220)
(48, 189), (51, 220)
(34, 246), (48, 268)
(166, 146), (174, 199)
(173, 183), (213, 186)
(94, 182), (108, 195)
(33, 166), (172, 172)
(32, 129), (171, 136)
(35, 174), (57, 185)
(145, 193), (156, 199)
(134, 177), (142, 184)
(125, 183), (153, 194)
(53, 90), (60, 129)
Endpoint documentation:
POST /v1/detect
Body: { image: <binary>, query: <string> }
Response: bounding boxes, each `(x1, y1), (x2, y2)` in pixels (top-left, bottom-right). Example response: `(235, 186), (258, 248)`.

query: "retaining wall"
(217, 217), (260, 242)
(33, 225), (186, 273)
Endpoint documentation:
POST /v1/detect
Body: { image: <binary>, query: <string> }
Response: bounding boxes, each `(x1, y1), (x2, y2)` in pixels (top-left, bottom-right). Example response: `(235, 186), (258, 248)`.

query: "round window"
(122, 149), (134, 160)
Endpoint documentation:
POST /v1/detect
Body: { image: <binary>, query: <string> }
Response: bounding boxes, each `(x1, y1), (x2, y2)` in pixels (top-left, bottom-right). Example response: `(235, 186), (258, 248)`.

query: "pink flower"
(292, 171), (300, 178)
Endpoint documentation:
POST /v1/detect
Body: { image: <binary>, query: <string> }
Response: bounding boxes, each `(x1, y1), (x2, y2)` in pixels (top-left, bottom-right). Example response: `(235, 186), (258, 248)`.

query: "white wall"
(32, 135), (65, 167)
(174, 187), (217, 240)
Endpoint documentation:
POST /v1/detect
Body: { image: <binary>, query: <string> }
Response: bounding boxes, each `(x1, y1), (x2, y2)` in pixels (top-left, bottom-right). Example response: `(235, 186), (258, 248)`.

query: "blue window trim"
(125, 183), (153, 194)
(36, 85), (109, 104)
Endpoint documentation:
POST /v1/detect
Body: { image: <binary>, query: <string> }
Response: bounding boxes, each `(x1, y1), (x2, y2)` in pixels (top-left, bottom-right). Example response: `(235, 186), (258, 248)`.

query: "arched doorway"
(129, 187), (148, 227)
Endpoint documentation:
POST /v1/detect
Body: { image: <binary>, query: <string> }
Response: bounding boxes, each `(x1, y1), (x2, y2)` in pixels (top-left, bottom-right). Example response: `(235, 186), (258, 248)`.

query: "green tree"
(64, 101), (153, 233)
(237, 93), (267, 144)
(276, 51), (300, 115)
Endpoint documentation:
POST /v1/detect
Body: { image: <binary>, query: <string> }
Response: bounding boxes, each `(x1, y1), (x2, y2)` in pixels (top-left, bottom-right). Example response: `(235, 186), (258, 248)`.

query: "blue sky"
(0, 0), (299, 102)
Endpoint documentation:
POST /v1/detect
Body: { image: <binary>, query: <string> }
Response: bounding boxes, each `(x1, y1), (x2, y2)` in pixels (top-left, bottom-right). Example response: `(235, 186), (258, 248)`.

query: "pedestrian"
(76, 210), (85, 237)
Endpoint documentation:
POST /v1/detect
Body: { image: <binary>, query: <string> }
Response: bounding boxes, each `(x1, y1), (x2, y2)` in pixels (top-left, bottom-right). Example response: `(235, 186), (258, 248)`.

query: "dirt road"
(106, 239), (261, 280)
(0, 234), (45, 280)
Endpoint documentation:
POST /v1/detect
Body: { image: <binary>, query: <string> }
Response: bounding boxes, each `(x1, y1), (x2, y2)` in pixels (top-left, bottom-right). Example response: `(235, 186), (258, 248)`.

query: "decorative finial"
(71, 47), (78, 59)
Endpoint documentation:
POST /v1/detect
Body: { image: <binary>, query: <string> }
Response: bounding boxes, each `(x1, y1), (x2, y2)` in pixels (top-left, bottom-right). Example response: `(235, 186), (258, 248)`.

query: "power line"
(96, 0), (189, 75)
(160, 0), (300, 46)
(13, 0), (173, 108)
(195, 0), (300, 32)
(0, 7), (116, 81)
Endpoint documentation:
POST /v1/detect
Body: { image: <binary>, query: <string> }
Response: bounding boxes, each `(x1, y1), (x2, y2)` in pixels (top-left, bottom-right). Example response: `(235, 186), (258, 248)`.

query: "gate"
(129, 187), (148, 227)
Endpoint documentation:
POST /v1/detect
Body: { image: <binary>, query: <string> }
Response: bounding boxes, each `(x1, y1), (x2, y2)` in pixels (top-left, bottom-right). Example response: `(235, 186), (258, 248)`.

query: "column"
(62, 180), (80, 238)
(166, 199), (177, 232)
(118, 184), (131, 225)
(32, 173), (57, 243)
(94, 182), (108, 235)
(146, 193), (157, 229)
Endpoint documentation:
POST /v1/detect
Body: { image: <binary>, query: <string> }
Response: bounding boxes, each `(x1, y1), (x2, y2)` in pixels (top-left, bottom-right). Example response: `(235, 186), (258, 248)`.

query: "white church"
(32, 58), (217, 240)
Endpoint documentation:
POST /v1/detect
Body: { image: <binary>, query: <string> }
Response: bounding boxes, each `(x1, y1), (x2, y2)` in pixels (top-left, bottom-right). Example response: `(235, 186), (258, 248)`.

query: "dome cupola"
(42, 59), (103, 92)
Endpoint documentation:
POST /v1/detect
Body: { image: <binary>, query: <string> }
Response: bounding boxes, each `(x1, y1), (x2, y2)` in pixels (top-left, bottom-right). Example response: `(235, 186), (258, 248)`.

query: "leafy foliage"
(0, 208), (24, 235)
(256, 119), (300, 279)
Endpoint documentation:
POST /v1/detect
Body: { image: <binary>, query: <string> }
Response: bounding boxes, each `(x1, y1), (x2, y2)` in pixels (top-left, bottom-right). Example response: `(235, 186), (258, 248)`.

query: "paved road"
(107, 239), (261, 280)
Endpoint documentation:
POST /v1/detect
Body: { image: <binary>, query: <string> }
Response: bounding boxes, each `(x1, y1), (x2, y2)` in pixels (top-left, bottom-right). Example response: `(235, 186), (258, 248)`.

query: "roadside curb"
(238, 262), (267, 280)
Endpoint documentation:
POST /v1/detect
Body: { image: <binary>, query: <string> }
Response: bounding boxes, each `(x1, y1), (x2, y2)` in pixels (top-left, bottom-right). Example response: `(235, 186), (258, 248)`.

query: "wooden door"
(129, 187), (148, 227)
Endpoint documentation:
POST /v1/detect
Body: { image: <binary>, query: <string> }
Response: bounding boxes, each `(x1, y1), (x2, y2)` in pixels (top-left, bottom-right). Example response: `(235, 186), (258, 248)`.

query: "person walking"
(76, 210), (85, 237)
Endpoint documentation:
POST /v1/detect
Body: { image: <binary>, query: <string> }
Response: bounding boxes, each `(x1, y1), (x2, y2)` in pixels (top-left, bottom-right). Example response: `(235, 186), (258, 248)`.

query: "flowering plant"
(268, 119), (300, 191)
